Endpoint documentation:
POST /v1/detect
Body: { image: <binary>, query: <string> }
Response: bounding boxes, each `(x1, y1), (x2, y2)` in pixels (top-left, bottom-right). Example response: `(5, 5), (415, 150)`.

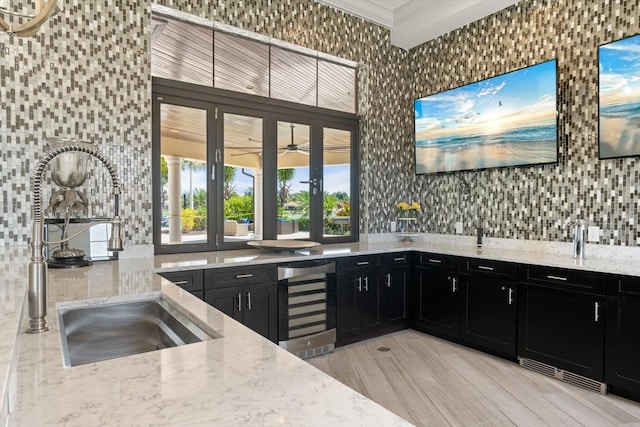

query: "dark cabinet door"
(205, 285), (243, 323)
(243, 282), (278, 342)
(382, 266), (410, 327)
(518, 283), (604, 380)
(414, 266), (459, 338)
(460, 275), (517, 358)
(360, 273), (381, 335)
(605, 296), (640, 400)
(337, 271), (362, 342)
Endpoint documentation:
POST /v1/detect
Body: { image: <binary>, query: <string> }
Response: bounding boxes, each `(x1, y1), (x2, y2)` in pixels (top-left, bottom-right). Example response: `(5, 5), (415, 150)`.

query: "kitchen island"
(1, 249), (410, 426)
(3, 236), (640, 426)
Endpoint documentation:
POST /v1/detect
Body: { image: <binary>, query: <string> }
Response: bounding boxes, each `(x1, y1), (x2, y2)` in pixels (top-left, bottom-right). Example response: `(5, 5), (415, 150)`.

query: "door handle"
(451, 277), (457, 293)
(210, 165), (215, 181)
(508, 288), (514, 305)
(300, 178), (317, 185)
(236, 292), (242, 312)
(364, 276), (369, 292)
(357, 277), (362, 292)
(247, 292), (252, 310)
(594, 301), (599, 322)
(386, 273), (391, 288)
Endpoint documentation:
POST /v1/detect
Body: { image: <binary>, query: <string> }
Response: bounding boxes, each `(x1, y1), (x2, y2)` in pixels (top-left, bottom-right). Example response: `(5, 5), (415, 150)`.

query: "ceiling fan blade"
(231, 152), (261, 157)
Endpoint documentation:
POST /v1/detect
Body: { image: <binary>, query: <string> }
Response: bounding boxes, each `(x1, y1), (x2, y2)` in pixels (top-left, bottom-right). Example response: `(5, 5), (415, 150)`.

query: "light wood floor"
(307, 330), (640, 426)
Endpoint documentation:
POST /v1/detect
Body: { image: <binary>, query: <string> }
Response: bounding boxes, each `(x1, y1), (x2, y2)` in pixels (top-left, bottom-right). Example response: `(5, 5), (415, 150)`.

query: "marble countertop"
(154, 237), (640, 277)
(3, 236), (640, 426)
(3, 254), (410, 426)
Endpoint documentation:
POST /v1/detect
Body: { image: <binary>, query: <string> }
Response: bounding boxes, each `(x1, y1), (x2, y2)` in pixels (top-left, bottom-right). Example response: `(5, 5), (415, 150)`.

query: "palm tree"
(182, 159), (207, 209)
(277, 168), (295, 209)
(224, 166), (237, 200)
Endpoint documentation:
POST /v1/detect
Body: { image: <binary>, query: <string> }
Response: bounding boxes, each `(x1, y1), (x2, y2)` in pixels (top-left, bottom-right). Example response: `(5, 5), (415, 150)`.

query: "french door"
(153, 85), (358, 254)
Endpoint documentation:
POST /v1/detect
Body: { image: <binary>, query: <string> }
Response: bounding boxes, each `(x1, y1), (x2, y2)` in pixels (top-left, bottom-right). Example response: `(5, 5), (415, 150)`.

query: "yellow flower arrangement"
(396, 201), (421, 217)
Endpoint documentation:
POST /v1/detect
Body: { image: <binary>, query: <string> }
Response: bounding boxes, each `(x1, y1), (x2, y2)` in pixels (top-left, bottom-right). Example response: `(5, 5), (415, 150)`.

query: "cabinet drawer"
(463, 258), (517, 281)
(605, 274), (640, 299)
(416, 253), (459, 271)
(158, 270), (204, 293)
(383, 252), (411, 267)
(337, 255), (381, 272)
(204, 264), (276, 289)
(519, 264), (603, 294)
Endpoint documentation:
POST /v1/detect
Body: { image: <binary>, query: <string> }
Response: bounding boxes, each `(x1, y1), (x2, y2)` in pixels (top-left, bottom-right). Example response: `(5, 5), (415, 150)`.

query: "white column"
(254, 169), (263, 239)
(165, 156), (182, 244)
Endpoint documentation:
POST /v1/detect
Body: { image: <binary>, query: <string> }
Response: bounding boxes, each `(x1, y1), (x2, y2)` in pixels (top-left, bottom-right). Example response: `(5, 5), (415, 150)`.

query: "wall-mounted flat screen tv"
(414, 59), (558, 175)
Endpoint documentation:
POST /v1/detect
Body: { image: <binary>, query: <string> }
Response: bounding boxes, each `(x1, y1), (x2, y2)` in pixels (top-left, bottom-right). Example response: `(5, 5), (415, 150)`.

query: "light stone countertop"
(3, 236), (640, 426)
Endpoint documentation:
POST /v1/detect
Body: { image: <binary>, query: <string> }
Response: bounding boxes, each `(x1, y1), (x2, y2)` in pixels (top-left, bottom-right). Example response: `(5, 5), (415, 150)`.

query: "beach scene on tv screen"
(599, 33), (640, 159)
(415, 60), (557, 174)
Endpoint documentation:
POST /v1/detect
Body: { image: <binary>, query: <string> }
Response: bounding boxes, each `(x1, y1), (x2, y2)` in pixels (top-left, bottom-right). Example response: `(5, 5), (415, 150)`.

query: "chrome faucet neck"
(27, 142), (123, 334)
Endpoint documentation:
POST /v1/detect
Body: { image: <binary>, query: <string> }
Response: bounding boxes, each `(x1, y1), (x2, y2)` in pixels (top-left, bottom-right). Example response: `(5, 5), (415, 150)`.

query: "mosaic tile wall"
(1, 0), (639, 247)
(0, 0), (411, 246)
(409, 0), (640, 246)
(0, 1), (152, 246)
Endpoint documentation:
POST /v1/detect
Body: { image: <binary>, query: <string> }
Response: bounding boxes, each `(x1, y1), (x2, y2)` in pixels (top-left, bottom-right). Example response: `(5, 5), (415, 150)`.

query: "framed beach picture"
(414, 59), (558, 175)
(599, 33), (640, 160)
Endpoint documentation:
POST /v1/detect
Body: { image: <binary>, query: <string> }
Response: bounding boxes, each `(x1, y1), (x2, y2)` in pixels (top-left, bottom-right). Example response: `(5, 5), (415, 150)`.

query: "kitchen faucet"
(27, 141), (124, 333)
(563, 217), (586, 260)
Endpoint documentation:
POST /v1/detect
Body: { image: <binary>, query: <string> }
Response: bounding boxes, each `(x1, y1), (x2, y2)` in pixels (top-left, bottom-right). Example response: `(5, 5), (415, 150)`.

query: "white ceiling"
(315, 0), (521, 50)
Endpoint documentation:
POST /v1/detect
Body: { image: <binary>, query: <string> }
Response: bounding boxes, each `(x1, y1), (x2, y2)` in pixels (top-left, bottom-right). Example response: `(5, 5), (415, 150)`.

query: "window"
(151, 14), (358, 114)
(151, 13), (359, 253)
(152, 81), (359, 253)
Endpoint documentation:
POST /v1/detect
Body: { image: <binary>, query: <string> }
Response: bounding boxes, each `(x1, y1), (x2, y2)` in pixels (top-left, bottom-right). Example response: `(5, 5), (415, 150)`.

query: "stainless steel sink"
(57, 296), (214, 367)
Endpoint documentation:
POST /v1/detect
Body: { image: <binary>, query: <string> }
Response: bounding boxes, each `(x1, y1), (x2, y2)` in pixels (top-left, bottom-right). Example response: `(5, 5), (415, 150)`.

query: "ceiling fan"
(279, 124), (309, 157)
(229, 123), (349, 158)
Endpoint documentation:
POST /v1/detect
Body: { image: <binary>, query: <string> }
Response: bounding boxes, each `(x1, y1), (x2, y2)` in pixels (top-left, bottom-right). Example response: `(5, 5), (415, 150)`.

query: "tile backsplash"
(0, 0), (638, 247)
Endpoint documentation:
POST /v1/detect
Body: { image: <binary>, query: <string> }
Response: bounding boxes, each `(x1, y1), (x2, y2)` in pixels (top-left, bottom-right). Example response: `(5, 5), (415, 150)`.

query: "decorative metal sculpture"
(0, 0), (60, 37)
(46, 138), (94, 268)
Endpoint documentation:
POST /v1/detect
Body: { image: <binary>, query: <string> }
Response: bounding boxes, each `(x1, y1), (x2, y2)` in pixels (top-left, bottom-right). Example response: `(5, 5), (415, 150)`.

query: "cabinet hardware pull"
(508, 288), (514, 305)
(364, 277), (369, 292)
(452, 277), (457, 293)
(393, 257), (405, 262)
(546, 275), (567, 281)
(356, 261), (369, 266)
(237, 292), (242, 312)
(428, 258), (442, 264)
(594, 301), (599, 322)
(357, 277), (362, 292)
(235, 273), (254, 279)
(386, 273), (391, 287)
(478, 265), (494, 271)
(172, 280), (189, 285)
(247, 292), (252, 310)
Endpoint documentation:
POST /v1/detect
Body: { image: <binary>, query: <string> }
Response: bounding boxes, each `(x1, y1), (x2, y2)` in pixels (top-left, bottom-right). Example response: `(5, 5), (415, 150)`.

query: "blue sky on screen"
(415, 60), (556, 135)
(599, 33), (640, 106)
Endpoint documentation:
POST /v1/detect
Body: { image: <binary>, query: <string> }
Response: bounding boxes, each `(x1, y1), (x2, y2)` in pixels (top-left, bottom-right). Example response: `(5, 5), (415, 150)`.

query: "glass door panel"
(323, 127), (352, 238)
(223, 113), (263, 243)
(159, 103), (209, 246)
(277, 121), (310, 240)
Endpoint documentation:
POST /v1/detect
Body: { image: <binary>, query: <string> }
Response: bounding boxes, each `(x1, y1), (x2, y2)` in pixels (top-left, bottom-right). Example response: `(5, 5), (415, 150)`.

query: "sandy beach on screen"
(599, 116), (640, 158)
